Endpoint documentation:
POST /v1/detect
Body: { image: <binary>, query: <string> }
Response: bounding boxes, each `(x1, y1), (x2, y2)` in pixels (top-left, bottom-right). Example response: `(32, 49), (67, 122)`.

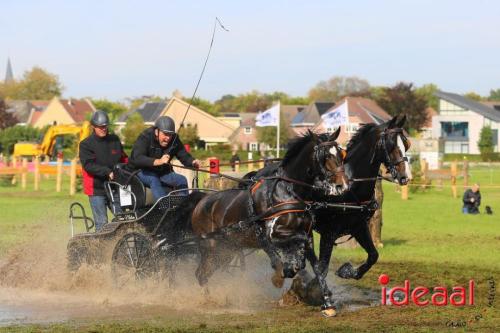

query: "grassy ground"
(0, 168), (499, 332)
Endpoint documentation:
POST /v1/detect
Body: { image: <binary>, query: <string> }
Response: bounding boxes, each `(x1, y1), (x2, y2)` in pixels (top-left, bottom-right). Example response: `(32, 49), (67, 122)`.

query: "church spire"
(5, 58), (14, 83)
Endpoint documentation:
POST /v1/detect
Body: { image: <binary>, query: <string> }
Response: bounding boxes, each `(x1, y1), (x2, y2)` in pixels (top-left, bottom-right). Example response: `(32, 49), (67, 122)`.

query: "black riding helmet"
(155, 116), (175, 134)
(90, 110), (110, 127)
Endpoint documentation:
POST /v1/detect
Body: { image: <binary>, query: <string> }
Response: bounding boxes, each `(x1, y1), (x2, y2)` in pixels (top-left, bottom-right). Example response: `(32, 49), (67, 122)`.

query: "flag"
(321, 100), (349, 128)
(256, 103), (279, 127)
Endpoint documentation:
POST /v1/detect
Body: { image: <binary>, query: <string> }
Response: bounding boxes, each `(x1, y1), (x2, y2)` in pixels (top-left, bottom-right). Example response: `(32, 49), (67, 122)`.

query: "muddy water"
(0, 227), (379, 326)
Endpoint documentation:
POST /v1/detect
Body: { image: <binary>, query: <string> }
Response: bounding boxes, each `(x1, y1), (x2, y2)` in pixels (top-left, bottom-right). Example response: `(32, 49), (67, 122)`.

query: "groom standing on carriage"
(129, 116), (201, 200)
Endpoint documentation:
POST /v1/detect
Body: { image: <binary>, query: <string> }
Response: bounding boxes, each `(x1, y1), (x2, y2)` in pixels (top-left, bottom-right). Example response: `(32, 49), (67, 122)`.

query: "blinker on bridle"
(313, 141), (346, 183)
(371, 128), (409, 179)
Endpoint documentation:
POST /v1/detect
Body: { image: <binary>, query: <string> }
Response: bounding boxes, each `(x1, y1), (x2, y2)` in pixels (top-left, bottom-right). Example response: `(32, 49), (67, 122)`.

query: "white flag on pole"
(321, 100), (349, 128)
(256, 103), (279, 127)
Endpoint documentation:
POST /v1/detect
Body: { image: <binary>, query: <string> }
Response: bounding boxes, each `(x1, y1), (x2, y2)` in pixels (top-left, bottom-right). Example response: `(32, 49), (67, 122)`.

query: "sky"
(1, 0), (499, 102)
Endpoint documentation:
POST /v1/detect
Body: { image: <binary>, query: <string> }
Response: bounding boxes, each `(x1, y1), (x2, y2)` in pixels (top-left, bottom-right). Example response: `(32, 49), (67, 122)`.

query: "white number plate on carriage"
(119, 185), (132, 206)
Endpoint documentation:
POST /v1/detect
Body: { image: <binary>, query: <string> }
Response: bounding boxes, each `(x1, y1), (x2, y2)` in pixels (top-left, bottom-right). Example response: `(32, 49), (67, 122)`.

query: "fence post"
(34, 156), (40, 190)
(43, 155), (50, 179)
(69, 158), (77, 196)
(451, 160), (457, 198)
(463, 159), (469, 189)
(420, 159), (428, 189)
(11, 157), (17, 185)
(56, 158), (63, 192)
(248, 159), (254, 172)
(21, 158), (27, 190)
(235, 161), (240, 173)
(401, 185), (409, 200)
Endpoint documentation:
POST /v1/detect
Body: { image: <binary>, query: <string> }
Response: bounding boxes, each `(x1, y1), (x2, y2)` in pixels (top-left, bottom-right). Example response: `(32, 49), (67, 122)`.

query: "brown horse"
(188, 128), (347, 315)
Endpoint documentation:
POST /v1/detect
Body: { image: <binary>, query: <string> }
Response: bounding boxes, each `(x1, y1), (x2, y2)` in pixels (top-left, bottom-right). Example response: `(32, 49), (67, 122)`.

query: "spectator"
(229, 151), (240, 171)
(462, 183), (481, 214)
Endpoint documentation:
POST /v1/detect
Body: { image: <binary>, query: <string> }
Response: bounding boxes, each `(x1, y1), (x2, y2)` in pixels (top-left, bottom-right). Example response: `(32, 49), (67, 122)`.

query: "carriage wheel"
(111, 232), (159, 287)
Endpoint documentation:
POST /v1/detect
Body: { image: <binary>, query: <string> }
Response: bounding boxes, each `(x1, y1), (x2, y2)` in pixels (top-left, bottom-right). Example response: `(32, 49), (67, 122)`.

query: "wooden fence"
(0, 157), (81, 195)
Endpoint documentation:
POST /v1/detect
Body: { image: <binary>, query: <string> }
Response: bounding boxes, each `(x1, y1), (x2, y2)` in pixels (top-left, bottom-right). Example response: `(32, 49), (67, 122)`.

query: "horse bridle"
(313, 140), (345, 186)
(374, 128), (409, 180)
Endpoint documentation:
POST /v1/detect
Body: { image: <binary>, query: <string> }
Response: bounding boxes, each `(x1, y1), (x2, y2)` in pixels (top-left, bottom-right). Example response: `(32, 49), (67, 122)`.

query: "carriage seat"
(109, 164), (154, 210)
(109, 164), (177, 211)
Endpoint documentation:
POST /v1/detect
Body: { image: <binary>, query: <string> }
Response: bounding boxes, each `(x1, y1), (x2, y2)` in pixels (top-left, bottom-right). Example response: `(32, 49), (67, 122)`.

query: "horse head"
(376, 115), (412, 185)
(314, 128), (349, 196)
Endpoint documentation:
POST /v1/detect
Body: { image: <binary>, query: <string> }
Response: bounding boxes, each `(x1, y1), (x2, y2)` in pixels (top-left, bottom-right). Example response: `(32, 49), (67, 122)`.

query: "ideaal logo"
(378, 274), (474, 306)
(379, 274), (496, 328)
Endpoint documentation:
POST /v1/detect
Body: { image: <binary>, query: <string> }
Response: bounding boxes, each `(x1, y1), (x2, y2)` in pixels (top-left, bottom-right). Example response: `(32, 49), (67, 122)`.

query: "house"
(313, 97), (391, 144)
(432, 91), (500, 154)
(5, 100), (50, 126)
(32, 97), (95, 128)
(228, 105), (303, 151)
(290, 101), (334, 135)
(117, 96), (237, 147)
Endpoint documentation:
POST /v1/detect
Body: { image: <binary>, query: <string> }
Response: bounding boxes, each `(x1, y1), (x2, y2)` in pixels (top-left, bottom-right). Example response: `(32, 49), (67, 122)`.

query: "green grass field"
(0, 167), (499, 332)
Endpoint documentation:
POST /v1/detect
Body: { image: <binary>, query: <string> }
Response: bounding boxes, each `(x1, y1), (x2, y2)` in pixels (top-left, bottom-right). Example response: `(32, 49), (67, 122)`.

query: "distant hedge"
(443, 153), (500, 162)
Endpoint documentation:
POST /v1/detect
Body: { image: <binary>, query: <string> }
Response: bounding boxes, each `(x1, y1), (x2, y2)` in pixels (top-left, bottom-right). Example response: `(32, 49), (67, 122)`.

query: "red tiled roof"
(337, 97), (391, 124)
(30, 100), (50, 109)
(29, 110), (43, 125)
(60, 99), (94, 123)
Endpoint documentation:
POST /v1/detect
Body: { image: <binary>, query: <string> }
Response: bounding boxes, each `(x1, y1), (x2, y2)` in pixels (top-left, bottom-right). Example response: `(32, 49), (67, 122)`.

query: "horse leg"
(195, 239), (219, 287)
(257, 230), (284, 288)
(336, 219), (379, 280)
(318, 230), (335, 277)
(305, 238), (336, 317)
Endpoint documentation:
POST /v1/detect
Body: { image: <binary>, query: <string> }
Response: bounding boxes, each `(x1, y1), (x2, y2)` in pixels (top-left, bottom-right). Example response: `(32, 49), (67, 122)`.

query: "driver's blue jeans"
(138, 170), (188, 201)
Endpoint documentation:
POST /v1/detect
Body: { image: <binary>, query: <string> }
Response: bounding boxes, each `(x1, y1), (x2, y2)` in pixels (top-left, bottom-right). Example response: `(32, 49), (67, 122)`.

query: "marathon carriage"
(67, 163), (246, 286)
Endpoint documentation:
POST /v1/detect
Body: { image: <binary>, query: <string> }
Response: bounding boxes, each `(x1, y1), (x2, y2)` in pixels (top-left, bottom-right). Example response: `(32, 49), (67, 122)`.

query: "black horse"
(175, 129), (347, 316)
(244, 116), (411, 308)
(313, 115), (411, 284)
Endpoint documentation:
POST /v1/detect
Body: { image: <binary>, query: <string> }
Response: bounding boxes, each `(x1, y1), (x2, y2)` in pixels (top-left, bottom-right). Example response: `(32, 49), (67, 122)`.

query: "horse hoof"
(272, 274), (285, 288)
(321, 308), (337, 317)
(336, 262), (355, 279)
(377, 242), (384, 248)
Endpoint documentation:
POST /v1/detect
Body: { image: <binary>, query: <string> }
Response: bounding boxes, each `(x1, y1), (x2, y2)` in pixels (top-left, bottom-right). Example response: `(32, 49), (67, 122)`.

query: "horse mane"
(346, 123), (378, 151)
(282, 131), (315, 166)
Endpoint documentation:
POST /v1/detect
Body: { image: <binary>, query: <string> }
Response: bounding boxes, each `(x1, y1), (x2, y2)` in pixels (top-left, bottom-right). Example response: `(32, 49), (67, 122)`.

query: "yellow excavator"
(13, 121), (92, 158)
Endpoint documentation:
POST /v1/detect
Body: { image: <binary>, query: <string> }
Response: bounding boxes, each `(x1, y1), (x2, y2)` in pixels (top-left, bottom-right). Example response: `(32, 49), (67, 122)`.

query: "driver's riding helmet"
(90, 110), (110, 127)
(155, 116), (176, 134)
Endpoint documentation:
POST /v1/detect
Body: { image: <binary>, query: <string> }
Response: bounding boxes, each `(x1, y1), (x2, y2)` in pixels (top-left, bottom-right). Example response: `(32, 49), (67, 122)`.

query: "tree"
(126, 95), (165, 112)
(478, 126), (494, 161)
(375, 82), (427, 133)
(178, 124), (200, 147)
(0, 66), (63, 100)
(121, 113), (146, 147)
(415, 83), (440, 110)
(182, 97), (218, 116)
(0, 125), (42, 155)
(18, 67), (63, 100)
(92, 99), (127, 122)
(256, 111), (290, 150)
(488, 89), (500, 101)
(308, 76), (370, 101)
(463, 92), (482, 101)
(0, 99), (17, 129)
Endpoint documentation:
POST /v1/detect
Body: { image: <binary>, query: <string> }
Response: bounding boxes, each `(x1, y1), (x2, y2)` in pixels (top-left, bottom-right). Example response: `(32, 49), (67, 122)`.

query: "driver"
(129, 116), (200, 200)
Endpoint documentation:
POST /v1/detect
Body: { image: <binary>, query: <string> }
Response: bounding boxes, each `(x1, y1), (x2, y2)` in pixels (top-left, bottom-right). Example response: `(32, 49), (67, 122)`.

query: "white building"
(432, 91), (500, 154)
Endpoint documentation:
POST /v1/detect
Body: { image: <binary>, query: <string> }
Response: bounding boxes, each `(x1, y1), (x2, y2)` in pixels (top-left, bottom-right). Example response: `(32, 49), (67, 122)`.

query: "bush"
(0, 125), (43, 155)
(478, 126), (495, 161)
(443, 153), (500, 162)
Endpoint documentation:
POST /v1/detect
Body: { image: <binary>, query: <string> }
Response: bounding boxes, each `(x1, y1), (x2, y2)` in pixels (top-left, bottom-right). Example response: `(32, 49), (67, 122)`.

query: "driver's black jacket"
(129, 127), (194, 175)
